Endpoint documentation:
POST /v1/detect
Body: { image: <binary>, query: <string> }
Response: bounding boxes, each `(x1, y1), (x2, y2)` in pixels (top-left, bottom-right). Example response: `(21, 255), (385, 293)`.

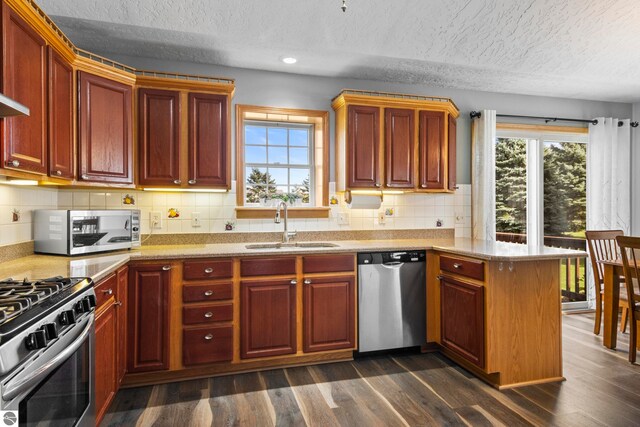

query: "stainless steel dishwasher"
(357, 251), (426, 353)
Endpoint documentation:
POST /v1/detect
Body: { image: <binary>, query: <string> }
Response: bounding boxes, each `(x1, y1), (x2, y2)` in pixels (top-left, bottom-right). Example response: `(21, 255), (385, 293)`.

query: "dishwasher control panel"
(357, 251), (425, 265)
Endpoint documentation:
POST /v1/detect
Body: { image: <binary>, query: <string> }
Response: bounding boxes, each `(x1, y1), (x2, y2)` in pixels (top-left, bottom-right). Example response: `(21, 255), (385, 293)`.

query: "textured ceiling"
(38, 0), (640, 103)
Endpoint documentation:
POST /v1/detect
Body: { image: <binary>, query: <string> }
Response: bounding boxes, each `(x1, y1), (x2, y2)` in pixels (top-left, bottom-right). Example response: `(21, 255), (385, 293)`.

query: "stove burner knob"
(40, 323), (59, 340)
(25, 330), (48, 350)
(59, 309), (77, 325)
(80, 298), (92, 313)
(74, 301), (83, 314)
(85, 295), (97, 309)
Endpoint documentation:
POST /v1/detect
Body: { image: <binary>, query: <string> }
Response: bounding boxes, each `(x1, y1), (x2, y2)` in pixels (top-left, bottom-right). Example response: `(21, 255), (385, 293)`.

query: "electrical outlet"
(191, 212), (201, 228)
(338, 212), (350, 225)
(378, 212), (386, 224)
(455, 212), (464, 224)
(150, 211), (162, 229)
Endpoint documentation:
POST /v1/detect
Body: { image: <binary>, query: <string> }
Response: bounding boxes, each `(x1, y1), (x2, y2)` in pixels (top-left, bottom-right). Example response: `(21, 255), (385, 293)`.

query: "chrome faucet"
(275, 201), (297, 243)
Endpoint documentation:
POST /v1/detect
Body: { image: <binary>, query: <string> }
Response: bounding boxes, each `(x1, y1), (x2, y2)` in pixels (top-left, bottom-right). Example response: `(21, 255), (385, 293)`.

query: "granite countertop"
(0, 238), (587, 282)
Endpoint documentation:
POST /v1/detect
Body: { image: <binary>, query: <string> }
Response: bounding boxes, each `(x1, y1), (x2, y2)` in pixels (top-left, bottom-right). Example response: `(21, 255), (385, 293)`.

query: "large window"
(495, 125), (588, 308)
(244, 121), (314, 205)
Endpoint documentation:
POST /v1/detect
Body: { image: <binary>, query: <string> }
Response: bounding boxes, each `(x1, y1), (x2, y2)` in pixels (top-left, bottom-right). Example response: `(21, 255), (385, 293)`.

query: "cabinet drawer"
(183, 259), (233, 280)
(183, 304), (233, 325)
(240, 257), (296, 277)
(440, 256), (485, 281)
(302, 254), (355, 274)
(95, 273), (117, 308)
(183, 325), (233, 366)
(182, 283), (233, 303)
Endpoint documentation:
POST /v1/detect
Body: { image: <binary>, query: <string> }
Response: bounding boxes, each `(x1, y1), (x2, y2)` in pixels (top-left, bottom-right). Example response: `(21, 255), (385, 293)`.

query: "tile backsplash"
(0, 182), (471, 247)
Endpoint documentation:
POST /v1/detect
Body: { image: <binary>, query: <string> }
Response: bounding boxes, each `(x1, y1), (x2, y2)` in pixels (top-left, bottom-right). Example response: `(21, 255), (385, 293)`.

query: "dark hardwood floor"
(102, 313), (640, 427)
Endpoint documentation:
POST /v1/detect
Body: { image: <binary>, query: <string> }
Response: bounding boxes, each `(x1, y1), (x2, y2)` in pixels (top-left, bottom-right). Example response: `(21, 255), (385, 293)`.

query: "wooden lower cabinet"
(94, 274), (118, 426)
(240, 278), (297, 359)
(127, 264), (171, 373)
(183, 325), (233, 366)
(116, 266), (128, 385)
(439, 275), (485, 368)
(303, 275), (355, 352)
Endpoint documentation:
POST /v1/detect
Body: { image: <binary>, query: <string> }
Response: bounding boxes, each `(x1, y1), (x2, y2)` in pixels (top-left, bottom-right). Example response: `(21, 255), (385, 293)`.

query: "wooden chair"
(615, 236), (640, 363)
(585, 230), (629, 335)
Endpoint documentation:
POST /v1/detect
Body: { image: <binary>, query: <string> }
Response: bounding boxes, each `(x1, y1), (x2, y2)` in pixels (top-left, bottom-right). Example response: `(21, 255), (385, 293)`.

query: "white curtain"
(587, 118), (631, 233)
(471, 110), (497, 241)
(586, 118), (631, 305)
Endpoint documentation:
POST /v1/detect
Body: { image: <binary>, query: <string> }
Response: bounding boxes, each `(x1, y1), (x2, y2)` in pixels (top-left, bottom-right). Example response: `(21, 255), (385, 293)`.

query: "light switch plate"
(378, 212), (386, 224)
(338, 212), (350, 225)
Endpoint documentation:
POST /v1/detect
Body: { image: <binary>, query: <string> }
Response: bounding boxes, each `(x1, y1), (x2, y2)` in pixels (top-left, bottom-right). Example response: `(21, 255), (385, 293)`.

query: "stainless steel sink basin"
(245, 242), (339, 249)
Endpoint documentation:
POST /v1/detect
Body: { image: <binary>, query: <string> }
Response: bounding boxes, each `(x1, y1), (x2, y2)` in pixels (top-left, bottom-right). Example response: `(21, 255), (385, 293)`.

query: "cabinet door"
(188, 92), (229, 187)
(385, 108), (414, 188)
(418, 111), (445, 190)
(48, 47), (74, 179)
(138, 88), (181, 186)
(95, 303), (117, 425)
(1, 2), (47, 174)
(116, 265), (128, 385)
(127, 264), (171, 372)
(303, 275), (355, 353)
(78, 71), (133, 183)
(347, 105), (380, 188)
(440, 276), (485, 368)
(241, 278), (296, 359)
(448, 115), (457, 191)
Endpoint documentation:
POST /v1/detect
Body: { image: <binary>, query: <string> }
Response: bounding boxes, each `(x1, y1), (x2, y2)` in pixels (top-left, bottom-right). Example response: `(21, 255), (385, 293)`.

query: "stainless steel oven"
(34, 209), (140, 256)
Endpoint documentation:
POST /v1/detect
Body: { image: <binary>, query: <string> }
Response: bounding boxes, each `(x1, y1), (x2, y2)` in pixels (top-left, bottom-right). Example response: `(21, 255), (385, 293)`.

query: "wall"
(0, 184), (58, 245)
(633, 102), (640, 234)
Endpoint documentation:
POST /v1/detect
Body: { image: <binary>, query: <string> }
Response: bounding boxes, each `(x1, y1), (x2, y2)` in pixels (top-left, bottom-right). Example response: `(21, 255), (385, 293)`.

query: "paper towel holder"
(344, 189), (384, 205)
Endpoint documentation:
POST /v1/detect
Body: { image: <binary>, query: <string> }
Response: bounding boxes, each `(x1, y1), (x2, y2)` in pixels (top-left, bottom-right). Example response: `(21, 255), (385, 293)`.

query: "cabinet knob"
(453, 263), (462, 269)
(204, 311), (213, 318)
(188, 179), (197, 185)
(7, 160), (19, 167)
(204, 290), (214, 296)
(304, 279), (312, 285)
(421, 184), (427, 188)
(204, 334), (213, 341)
(114, 301), (123, 307)
(173, 179), (182, 185)
(102, 289), (113, 295)
(81, 174), (89, 180)
(290, 280), (297, 285)
(55, 170), (62, 176)
(162, 265), (171, 271)
(375, 183), (381, 188)
(204, 267), (214, 274)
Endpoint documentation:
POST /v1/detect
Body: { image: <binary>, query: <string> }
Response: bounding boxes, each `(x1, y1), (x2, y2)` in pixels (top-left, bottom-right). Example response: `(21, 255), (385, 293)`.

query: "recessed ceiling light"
(282, 57), (297, 65)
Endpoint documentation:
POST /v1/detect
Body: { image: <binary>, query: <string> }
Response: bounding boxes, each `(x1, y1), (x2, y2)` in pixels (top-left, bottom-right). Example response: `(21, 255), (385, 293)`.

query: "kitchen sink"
(245, 242), (339, 249)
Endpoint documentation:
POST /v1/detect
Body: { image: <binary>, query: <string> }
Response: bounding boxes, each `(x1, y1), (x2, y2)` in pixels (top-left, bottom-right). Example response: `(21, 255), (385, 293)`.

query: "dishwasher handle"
(381, 261), (404, 269)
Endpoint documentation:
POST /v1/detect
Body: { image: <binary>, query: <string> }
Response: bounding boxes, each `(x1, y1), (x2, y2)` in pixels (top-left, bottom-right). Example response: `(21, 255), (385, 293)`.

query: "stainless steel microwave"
(34, 209), (140, 256)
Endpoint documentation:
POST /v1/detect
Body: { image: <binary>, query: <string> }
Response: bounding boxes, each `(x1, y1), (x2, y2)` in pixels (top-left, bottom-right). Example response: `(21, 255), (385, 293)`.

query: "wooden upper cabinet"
(448, 115), (457, 191)
(138, 88), (181, 186)
(47, 47), (74, 179)
(385, 108), (415, 188)
(78, 71), (133, 183)
(188, 92), (229, 187)
(418, 110), (446, 190)
(347, 105), (380, 188)
(1, 2), (47, 174)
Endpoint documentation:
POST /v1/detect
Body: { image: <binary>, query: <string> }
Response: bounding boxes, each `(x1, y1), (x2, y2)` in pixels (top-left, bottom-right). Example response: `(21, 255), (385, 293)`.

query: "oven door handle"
(3, 316), (94, 402)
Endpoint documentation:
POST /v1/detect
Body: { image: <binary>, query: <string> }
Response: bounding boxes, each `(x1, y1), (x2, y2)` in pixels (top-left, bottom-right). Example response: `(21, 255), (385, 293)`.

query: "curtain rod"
(469, 111), (639, 128)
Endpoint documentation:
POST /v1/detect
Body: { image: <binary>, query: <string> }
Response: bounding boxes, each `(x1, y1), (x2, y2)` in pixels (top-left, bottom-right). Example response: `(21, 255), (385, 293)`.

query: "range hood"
(0, 93), (29, 117)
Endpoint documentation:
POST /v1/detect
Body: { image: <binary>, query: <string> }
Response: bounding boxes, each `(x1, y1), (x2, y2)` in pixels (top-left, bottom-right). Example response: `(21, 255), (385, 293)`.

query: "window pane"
(289, 148), (309, 165)
(269, 168), (288, 186)
(289, 129), (309, 146)
(543, 141), (587, 303)
(290, 168), (310, 185)
(495, 137), (527, 242)
(275, 185), (289, 196)
(268, 128), (287, 145)
(268, 147), (287, 164)
(245, 126), (266, 145)
(245, 185), (269, 203)
(246, 167), (269, 185)
(245, 146), (266, 164)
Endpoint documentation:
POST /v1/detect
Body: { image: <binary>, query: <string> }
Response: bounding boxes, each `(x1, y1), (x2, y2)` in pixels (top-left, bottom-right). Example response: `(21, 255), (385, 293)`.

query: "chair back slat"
(586, 230), (624, 287)
(616, 236), (640, 304)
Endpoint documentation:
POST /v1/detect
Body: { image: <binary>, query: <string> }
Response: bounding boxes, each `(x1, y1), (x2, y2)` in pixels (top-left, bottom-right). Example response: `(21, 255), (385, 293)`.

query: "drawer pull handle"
(304, 279), (312, 285)
(204, 290), (214, 296)
(102, 289), (113, 295)
(204, 268), (214, 274)
(55, 170), (62, 176)
(173, 179), (182, 185)
(290, 280), (297, 285)
(204, 312), (213, 318)
(453, 263), (462, 269)
(162, 265), (171, 271)
(204, 334), (213, 341)
(188, 179), (197, 185)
